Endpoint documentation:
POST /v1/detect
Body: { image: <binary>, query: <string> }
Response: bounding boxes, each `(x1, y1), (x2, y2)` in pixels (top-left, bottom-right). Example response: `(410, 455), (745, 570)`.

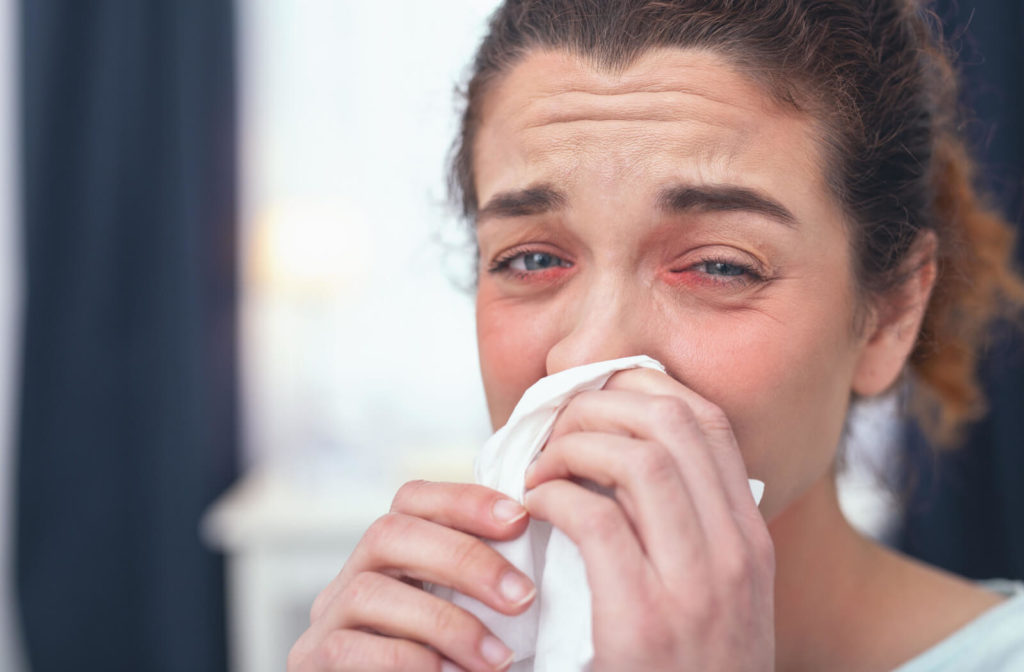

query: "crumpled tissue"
(430, 355), (765, 671)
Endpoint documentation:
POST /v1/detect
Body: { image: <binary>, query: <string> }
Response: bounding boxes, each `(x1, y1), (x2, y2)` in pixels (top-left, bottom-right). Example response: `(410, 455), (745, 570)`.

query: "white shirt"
(895, 580), (1024, 671)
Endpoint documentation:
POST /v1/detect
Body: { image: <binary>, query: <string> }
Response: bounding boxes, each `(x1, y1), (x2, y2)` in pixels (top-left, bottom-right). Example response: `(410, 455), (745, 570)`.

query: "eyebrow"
(477, 184), (567, 222)
(476, 182), (798, 228)
(658, 184), (798, 228)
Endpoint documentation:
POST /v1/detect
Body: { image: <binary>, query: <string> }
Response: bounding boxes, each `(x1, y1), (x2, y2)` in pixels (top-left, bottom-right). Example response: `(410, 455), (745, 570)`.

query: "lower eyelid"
(662, 261), (767, 288)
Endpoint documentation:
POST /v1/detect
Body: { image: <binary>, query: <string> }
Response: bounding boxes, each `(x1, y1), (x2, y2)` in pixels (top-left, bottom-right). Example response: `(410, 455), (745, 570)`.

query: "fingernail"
(441, 661), (464, 672)
(492, 498), (527, 524)
(499, 570), (535, 606)
(479, 635), (514, 669)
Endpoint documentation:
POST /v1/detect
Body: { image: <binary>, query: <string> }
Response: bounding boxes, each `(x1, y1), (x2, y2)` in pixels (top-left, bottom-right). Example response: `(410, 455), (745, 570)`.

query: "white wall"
(0, 0), (25, 667)
(238, 0), (503, 485)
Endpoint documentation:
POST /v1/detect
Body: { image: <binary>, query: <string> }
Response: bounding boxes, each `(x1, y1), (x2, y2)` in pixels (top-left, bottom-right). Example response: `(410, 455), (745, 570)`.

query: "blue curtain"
(898, 2), (1024, 581)
(15, 1), (238, 670)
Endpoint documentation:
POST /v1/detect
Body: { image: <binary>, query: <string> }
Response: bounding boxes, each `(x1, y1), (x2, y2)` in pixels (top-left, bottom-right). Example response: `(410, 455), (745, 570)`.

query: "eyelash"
(488, 248), (767, 287)
(487, 248), (573, 278)
(676, 256), (766, 286)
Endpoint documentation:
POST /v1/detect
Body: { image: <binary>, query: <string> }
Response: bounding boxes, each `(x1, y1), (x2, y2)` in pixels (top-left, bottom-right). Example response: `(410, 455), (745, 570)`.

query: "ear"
(851, 231), (938, 397)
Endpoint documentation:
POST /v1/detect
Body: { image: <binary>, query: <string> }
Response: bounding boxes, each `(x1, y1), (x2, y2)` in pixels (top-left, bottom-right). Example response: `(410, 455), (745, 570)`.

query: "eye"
(513, 252), (570, 271)
(665, 254), (767, 289)
(699, 260), (749, 277)
(489, 250), (573, 274)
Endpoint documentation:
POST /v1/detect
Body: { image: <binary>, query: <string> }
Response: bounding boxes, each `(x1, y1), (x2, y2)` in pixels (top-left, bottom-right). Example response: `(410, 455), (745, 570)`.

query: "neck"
(769, 472), (877, 671)
(768, 468), (1006, 671)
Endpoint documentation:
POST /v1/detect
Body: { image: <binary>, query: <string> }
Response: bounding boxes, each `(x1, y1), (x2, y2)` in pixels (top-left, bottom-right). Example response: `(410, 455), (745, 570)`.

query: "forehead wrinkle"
(474, 49), (835, 227)
(518, 119), (744, 176)
(518, 89), (760, 131)
(498, 47), (772, 108)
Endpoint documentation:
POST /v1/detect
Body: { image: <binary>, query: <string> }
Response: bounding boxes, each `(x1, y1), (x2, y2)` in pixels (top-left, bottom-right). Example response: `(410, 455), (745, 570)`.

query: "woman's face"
(473, 49), (876, 518)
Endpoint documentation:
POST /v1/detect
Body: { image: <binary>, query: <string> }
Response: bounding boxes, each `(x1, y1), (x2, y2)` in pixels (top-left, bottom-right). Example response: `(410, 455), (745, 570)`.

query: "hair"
(449, 0), (1024, 447)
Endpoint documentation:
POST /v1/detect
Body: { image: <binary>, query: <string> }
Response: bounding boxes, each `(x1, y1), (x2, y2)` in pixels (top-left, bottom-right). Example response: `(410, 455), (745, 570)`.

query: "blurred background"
(0, 1), (1019, 671)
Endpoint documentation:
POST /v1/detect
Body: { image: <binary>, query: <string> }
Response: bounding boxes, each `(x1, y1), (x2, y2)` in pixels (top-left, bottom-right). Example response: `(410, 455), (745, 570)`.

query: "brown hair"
(450, 0), (1024, 446)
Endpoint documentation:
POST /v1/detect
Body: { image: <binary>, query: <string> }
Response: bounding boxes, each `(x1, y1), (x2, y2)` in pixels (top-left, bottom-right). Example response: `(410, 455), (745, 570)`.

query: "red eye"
(663, 256), (766, 289)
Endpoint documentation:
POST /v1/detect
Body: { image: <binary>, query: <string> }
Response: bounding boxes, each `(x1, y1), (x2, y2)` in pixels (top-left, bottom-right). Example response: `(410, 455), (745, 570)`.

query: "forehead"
(473, 49), (834, 220)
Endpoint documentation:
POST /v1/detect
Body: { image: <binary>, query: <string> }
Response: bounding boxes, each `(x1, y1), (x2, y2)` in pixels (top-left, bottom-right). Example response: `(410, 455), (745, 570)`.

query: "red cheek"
(476, 291), (552, 427)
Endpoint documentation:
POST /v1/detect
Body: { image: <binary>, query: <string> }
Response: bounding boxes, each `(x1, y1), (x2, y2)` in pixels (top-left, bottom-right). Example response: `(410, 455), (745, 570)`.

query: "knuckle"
(285, 646), (302, 672)
(718, 550), (754, 593)
(647, 395), (695, 432)
(630, 442), (677, 483)
(341, 571), (383, 612)
(448, 536), (487, 578)
(287, 631), (316, 671)
(454, 484), (491, 523)
(628, 609), (677, 660)
(316, 629), (358, 668)
(430, 598), (475, 643)
(309, 586), (332, 624)
(580, 496), (624, 538)
(308, 566), (351, 624)
(313, 630), (435, 671)
(364, 511), (410, 549)
(380, 641), (409, 671)
(391, 479), (429, 512)
(431, 599), (460, 634)
(385, 638), (441, 671)
(697, 401), (732, 434)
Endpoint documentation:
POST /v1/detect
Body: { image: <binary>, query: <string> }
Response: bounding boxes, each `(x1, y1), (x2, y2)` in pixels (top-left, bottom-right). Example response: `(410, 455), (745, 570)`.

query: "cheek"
(476, 288), (552, 429)
(678, 303), (860, 517)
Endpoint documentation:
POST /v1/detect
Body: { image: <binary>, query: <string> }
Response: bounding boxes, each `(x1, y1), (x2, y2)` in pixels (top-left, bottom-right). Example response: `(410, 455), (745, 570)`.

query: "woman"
(290, 1), (1024, 670)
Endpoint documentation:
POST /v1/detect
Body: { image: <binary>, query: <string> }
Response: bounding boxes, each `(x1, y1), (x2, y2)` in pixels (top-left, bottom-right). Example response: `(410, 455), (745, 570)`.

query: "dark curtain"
(898, 2), (1024, 581)
(15, 2), (237, 671)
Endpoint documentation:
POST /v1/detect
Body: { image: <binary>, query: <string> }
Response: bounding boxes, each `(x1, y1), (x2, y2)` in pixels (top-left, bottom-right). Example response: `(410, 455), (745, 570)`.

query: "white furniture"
(202, 451), (476, 672)
(202, 468), (400, 672)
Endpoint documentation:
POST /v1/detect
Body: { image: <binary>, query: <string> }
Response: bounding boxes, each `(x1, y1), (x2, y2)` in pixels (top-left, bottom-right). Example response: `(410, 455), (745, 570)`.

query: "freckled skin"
(474, 49), (864, 519)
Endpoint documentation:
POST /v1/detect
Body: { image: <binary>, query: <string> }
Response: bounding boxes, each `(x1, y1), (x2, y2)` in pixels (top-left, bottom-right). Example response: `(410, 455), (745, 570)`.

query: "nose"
(544, 277), (652, 376)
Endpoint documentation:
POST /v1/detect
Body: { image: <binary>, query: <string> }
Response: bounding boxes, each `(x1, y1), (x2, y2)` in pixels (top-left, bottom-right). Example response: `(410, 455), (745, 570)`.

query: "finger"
(604, 368), (763, 516)
(312, 481), (531, 627)
(390, 480), (529, 541)
(558, 372), (759, 523)
(319, 571), (515, 672)
(526, 431), (705, 572)
(552, 389), (735, 519)
(599, 373), (772, 582)
(344, 513), (535, 615)
(549, 388), (752, 582)
(289, 626), (442, 672)
(524, 479), (650, 617)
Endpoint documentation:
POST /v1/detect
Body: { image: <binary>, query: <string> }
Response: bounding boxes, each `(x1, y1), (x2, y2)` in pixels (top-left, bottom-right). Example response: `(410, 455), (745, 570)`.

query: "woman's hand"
(287, 480), (534, 672)
(524, 367), (776, 671)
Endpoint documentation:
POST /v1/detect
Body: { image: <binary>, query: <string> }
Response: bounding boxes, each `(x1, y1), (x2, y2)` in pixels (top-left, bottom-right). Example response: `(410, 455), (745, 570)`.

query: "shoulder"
(895, 581), (1024, 672)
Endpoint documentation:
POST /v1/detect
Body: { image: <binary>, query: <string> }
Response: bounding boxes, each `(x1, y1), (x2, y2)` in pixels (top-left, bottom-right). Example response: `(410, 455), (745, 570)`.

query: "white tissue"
(430, 356), (765, 671)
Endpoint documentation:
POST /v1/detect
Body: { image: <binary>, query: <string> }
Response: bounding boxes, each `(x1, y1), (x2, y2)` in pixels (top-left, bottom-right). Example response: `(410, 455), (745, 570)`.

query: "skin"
(289, 49), (1003, 672)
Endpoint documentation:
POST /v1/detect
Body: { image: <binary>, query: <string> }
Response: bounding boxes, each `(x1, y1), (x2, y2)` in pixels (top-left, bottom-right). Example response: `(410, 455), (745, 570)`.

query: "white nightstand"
(201, 468), (399, 672)
(201, 449), (477, 672)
